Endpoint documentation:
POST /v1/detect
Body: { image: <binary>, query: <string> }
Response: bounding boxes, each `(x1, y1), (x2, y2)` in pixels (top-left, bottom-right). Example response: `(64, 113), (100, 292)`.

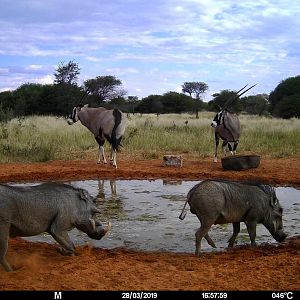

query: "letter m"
(54, 291), (62, 299)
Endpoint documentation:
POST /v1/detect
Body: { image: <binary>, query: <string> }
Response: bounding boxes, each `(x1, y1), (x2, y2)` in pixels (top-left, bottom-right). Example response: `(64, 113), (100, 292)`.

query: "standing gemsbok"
(67, 104), (125, 168)
(211, 84), (256, 162)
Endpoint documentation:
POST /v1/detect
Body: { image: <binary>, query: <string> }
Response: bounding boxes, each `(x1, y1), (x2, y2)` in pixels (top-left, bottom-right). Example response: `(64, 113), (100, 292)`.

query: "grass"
(0, 113), (299, 162)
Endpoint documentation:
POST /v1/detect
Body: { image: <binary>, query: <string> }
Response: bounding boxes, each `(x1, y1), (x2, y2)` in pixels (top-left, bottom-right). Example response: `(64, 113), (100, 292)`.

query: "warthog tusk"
(104, 221), (112, 235)
(89, 218), (96, 231)
(92, 207), (102, 214)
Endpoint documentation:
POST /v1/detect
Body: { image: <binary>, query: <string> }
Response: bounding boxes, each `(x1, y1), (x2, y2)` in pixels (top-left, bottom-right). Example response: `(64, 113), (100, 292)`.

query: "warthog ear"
(270, 195), (278, 208)
(79, 189), (89, 201)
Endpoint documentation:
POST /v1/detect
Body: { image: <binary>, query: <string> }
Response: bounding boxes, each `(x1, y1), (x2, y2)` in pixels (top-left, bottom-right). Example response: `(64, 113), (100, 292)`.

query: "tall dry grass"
(0, 113), (299, 162)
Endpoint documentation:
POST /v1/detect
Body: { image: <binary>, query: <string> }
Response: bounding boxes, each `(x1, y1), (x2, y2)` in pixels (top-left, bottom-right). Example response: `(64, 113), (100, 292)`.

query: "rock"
(221, 155), (261, 170)
(163, 155), (183, 167)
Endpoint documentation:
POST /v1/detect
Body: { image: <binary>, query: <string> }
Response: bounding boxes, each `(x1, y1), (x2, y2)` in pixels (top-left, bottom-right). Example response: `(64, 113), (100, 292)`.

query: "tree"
(273, 94), (300, 119)
(240, 94), (269, 115)
(0, 90), (16, 114)
(160, 92), (195, 113)
(182, 81), (208, 118)
(84, 75), (126, 103)
(54, 60), (80, 86)
(0, 102), (14, 122)
(127, 96), (139, 114)
(136, 92), (195, 114)
(13, 83), (44, 116)
(208, 90), (242, 113)
(269, 76), (300, 118)
(136, 95), (162, 113)
(181, 82), (194, 97)
(182, 81), (208, 99)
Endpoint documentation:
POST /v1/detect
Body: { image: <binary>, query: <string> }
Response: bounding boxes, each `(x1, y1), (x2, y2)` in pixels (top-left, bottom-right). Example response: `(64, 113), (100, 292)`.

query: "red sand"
(0, 156), (299, 290)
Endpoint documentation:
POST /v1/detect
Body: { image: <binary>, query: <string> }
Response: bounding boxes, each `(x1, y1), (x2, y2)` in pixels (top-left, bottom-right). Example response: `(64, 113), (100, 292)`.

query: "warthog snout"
(88, 222), (112, 240)
(273, 230), (288, 243)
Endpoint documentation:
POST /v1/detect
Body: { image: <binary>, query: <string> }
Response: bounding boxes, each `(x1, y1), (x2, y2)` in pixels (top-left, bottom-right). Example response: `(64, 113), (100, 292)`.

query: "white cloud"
(0, 68), (9, 74)
(27, 65), (43, 70)
(86, 56), (102, 62)
(105, 68), (140, 75)
(38, 75), (54, 85)
(0, 0), (299, 97)
(0, 87), (12, 92)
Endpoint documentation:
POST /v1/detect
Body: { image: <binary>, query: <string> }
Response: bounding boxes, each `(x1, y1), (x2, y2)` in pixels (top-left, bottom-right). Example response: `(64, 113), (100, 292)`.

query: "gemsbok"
(211, 84), (256, 162)
(67, 104), (125, 168)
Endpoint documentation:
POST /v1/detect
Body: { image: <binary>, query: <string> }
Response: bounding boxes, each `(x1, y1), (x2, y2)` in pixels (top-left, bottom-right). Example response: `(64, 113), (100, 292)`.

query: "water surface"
(19, 179), (299, 254)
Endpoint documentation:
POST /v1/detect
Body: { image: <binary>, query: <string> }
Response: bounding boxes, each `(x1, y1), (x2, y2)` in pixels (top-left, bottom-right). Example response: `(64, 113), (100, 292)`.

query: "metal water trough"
(221, 155), (261, 170)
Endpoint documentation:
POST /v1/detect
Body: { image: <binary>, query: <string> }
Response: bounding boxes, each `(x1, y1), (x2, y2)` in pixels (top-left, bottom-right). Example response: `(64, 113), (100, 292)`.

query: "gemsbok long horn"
(236, 83), (257, 98)
(223, 83), (257, 109)
(236, 84), (249, 95)
(78, 87), (91, 104)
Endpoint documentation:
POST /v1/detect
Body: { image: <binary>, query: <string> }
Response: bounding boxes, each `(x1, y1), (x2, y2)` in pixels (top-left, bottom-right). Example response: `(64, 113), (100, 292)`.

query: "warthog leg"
(195, 222), (213, 256)
(50, 223), (76, 255)
(228, 222), (240, 247)
(205, 233), (216, 248)
(245, 221), (257, 247)
(0, 223), (13, 272)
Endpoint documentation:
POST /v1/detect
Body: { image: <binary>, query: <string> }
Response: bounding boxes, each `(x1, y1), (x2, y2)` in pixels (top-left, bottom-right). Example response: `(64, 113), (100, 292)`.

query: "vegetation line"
(0, 113), (299, 163)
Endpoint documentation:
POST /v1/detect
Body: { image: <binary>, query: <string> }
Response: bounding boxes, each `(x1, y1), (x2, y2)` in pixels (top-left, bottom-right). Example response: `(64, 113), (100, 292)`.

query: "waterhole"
(18, 179), (299, 254)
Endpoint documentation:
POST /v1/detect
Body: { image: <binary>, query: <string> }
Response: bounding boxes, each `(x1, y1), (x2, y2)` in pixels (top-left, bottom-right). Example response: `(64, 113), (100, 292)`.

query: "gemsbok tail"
(111, 109), (124, 151)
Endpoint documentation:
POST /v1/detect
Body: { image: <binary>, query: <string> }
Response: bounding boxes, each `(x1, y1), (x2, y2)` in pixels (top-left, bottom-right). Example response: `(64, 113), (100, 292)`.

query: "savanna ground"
(0, 113), (299, 290)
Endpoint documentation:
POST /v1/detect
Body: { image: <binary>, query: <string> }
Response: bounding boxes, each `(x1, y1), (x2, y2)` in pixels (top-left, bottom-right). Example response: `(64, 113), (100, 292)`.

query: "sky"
(0, 0), (299, 101)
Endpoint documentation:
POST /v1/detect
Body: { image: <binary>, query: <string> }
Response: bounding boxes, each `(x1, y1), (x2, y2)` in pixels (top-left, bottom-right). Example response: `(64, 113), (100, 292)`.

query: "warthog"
(0, 182), (111, 272)
(179, 180), (287, 256)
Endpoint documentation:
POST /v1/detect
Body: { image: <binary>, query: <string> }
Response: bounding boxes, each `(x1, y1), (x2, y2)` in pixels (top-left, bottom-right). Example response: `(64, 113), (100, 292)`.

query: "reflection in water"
(94, 180), (125, 222)
(21, 180), (299, 254)
(163, 180), (182, 186)
(97, 198), (125, 222)
(97, 180), (117, 200)
(74, 180), (300, 253)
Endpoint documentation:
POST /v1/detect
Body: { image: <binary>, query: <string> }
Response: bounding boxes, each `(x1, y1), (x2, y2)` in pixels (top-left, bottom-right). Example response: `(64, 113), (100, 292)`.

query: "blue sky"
(0, 0), (299, 100)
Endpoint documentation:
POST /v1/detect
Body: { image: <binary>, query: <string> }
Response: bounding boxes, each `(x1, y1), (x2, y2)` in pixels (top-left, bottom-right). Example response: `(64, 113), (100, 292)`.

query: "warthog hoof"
(57, 247), (74, 256)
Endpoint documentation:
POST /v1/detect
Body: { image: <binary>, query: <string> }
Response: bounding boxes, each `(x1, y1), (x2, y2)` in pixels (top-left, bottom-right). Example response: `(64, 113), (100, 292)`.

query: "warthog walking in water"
(0, 182), (111, 272)
(179, 180), (287, 256)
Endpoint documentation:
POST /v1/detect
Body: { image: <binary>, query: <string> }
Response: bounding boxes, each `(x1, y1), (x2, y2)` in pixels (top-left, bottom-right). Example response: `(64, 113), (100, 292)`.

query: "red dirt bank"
(0, 156), (299, 290)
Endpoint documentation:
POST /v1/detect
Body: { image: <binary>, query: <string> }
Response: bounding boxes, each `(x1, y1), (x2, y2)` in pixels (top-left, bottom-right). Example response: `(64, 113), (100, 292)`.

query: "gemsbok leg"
(110, 147), (117, 168)
(221, 140), (228, 157)
(214, 133), (219, 163)
(111, 149), (117, 168)
(95, 136), (107, 164)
